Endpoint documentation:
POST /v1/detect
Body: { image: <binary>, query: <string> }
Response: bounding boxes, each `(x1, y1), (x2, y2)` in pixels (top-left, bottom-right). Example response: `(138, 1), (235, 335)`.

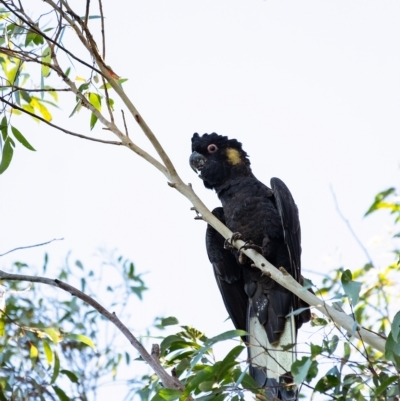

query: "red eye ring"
(207, 144), (218, 153)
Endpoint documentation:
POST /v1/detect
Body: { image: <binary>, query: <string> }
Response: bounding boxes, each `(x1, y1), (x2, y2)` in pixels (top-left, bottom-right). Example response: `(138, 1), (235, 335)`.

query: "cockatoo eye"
(207, 144), (218, 153)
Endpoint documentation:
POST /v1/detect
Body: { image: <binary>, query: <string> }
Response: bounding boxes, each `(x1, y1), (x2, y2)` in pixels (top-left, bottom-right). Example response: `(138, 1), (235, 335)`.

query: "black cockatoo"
(189, 133), (310, 400)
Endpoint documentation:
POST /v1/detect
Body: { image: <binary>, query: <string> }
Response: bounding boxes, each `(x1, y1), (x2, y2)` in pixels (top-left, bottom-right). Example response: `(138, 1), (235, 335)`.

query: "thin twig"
(330, 185), (392, 322)
(0, 238), (64, 257)
(98, 0), (106, 59)
(121, 109), (129, 137)
(330, 185), (374, 266)
(56, 0), (179, 182)
(0, 96), (123, 145)
(0, 1), (103, 76)
(102, 77), (114, 122)
(84, 0), (90, 28)
(0, 85), (71, 92)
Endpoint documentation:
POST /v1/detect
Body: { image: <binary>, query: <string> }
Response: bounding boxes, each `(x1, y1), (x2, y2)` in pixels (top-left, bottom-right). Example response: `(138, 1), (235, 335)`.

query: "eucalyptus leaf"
(11, 125), (36, 151)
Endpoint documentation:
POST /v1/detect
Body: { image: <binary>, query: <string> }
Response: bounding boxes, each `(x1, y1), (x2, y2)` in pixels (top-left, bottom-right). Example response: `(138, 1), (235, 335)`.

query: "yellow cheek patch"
(226, 148), (242, 165)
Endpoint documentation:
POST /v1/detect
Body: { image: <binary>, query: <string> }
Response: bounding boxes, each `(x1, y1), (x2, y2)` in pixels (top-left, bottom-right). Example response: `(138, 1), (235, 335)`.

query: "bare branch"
(0, 270), (185, 392)
(54, 0), (179, 182)
(0, 238), (64, 257)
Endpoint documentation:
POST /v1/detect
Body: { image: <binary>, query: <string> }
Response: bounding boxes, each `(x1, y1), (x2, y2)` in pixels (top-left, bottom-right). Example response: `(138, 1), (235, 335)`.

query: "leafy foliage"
(297, 185), (400, 400)
(141, 326), (258, 401)
(0, 4), (126, 174)
(0, 251), (146, 400)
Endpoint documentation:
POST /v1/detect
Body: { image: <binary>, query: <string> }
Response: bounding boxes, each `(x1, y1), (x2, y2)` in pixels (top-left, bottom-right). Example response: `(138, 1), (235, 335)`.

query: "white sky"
(1, 1), (400, 399)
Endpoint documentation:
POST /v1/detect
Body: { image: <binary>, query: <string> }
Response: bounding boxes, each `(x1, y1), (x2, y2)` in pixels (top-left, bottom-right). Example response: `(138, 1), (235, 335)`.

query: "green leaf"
(151, 389), (181, 401)
(375, 376), (399, 396)
(326, 365), (340, 378)
(310, 316), (328, 327)
(343, 341), (351, 361)
(25, 31), (36, 46)
(30, 343), (38, 360)
(0, 116), (7, 140)
(327, 335), (339, 355)
(33, 33), (44, 46)
(221, 345), (244, 364)
(190, 330), (247, 370)
(66, 333), (96, 350)
(31, 97), (52, 121)
(184, 366), (215, 394)
(292, 357), (312, 385)
(52, 386), (70, 401)
(315, 375), (340, 393)
(391, 311), (400, 342)
(41, 47), (51, 78)
(6, 59), (21, 85)
(341, 269), (362, 306)
(160, 334), (189, 356)
(155, 316), (179, 329)
(0, 315), (5, 336)
(198, 381), (214, 392)
(385, 332), (400, 366)
(286, 306), (310, 317)
(216, 345), (244, 381)
(88, 93), (101, 130)
(0, 386), (7, 401)
(60, 369), (79, 383)
(310, 343), (323, 358)
(51, 351), (60, 384)
(207, 330), (247, 344)
(130, 284), (147, 299)
(11, 126), (35, 151)
(88, 92), (101, 110)
(90, 113), (98, 130)
(44, 86), (58, 102)
(0, 138), (14, 174)
(99, 78), (128, 90)
(78, 82), (90, 93)
(69, 100), (82, 117)
(44, 328), (61, 343)
(161, 316), (179, 326)
(42, 341), (53, 365)
(365, 187), (396, 216)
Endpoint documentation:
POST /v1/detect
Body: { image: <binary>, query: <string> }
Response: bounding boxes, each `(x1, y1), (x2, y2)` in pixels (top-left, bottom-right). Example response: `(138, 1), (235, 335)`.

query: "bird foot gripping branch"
(224, 232), (264, 265)
(223, 231), (244, 251)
